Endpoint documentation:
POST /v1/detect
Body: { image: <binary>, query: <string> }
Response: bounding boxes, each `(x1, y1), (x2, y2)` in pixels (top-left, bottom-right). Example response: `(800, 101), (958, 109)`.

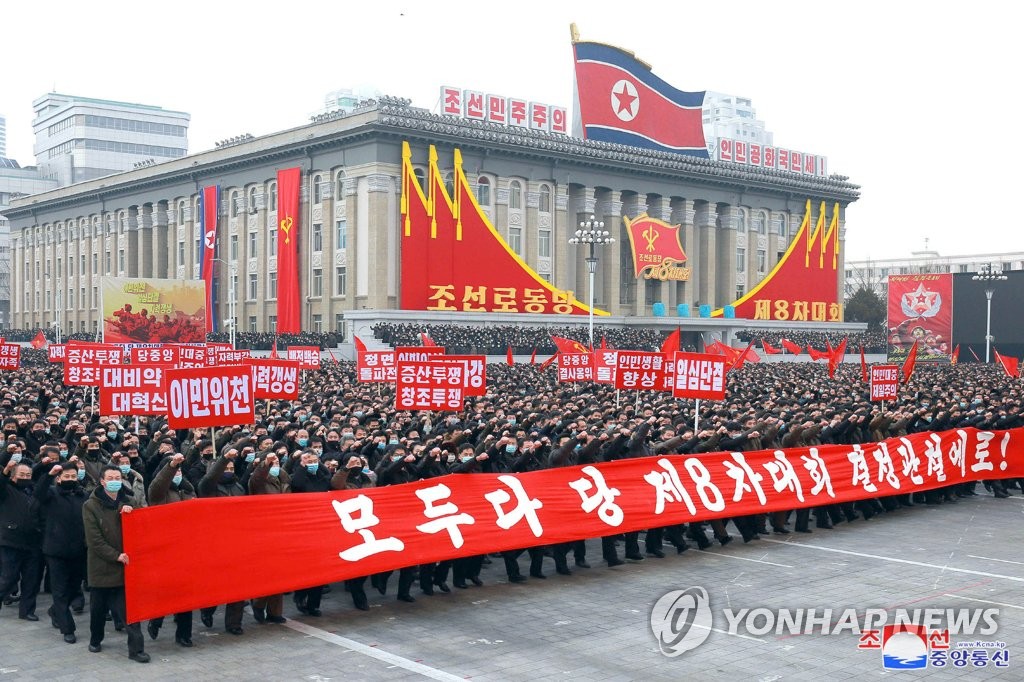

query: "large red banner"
(400, 142), (604, 317)
(887, 273), (953, 364)
(124, 428), (1024, 622)
(199, 186), (219, 333)
(277, 167), (302, 334)
(164, 365), (255, 429)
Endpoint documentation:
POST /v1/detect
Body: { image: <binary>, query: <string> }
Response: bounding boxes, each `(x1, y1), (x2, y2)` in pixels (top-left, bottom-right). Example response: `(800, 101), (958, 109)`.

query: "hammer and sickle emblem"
(279, 216), (293, 245)
(642, 226), (659, 252)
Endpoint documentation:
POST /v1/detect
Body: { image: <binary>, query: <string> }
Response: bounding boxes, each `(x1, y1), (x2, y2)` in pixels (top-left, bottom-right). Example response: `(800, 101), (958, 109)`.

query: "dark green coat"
(82, 486), (132, 588)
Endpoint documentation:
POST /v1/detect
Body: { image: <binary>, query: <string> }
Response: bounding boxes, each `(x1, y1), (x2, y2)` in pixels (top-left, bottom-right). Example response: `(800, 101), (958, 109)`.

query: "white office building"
(702, 91), (773, 154)
(845, 251), (1024, 299)
(32, 93), (190, 186)
(0, 115), (6, 157)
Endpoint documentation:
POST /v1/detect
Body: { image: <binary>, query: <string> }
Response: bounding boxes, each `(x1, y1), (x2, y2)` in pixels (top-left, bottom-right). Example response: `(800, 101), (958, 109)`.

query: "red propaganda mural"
(887, 274), (953, 364)
(713, 200), (842, 322)
(623, 214), (690, 282)
(400, 142), (605, 317)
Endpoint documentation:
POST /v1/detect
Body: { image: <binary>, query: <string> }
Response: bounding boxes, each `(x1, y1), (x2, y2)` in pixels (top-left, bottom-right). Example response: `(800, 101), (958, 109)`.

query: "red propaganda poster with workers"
(886, 274), (953, 364)
(101, 276), (207, 344)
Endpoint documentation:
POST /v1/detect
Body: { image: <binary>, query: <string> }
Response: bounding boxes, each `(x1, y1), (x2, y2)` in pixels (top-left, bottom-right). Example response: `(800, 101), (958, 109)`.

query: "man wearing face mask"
(289, 450), (347, 616)
(370, 445), (427, 602)
(197, 447), (248, 635)
(145, 454), (197, 647)
(0, 460), (43, 621)
(111, 454), (147, 507)
(82, 466), (148, 662)
(34, 460), (87, 642)
(247, 452), (290, 624)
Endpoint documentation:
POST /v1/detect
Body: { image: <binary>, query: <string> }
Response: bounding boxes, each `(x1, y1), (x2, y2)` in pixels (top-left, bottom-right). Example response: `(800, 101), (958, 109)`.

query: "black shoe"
(266, 615), (287, 624)
(647, 550), (665, 558)
(88, 643), (102, 653)
(529, 571), (547, 579)
(3, 595), (19, 606)
(453, 581), (468, 589)
(470, 577), (483, 587)
(575, 559), (591, 568)
(816, 520), (834, 530)
(147, 622), (159, 640)
(226, 627), (244, 636)
(421, 585), (435, 596)
(434, 582), (451, 593)
(129, 652), (151, 663)
(694, 537), (712, 550)
(606, 558), (624, 567)
(63, 633), (76, 644)
(676, 543), (689, 554)
(773, 527), (791, 535)
(795, 526), (812, 534)
(252, 607), (266, 624)
(353, 597), (370, 612)
(995, 491), (1010, 498)
(306, 608), (322, 617)
(556, 567), (572, 576)
(20, 613), (39, 622)
(625, 554), (645, 561)
(717, 535), (733, 547)
(371, 576), (386, 595)
(509, 575), (527, 583)
(114, 623), (124, 632)
(175, 636), (193, 647)
(397, 595), (416, 603)
(201, 613), (213, 628)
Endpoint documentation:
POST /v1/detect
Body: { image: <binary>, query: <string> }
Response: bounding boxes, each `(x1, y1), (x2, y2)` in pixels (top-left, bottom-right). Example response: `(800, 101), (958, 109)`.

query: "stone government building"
(5, 96), (859, 335)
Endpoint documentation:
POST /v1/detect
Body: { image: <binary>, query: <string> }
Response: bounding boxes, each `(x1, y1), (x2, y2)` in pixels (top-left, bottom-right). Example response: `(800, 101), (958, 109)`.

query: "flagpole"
(694, 398), (700, 433)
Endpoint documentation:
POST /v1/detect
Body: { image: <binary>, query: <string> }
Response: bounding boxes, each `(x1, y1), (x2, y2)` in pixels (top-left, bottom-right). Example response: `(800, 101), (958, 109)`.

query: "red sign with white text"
(99, 366), (169, 416)
(287, 346), (321, 369)
(672, 352), (727, 400)
(131, 346), (181, 366)
(395, 360), (465, 411)
(245, 358), (300, 400)
(594, 350), (618, 384)
(0, 343), (20, 370)
(870, 365), (901, 402)
(66, 342), (124, 366)
(164, 365), (255, 429)
(124, 428), (1024, 622)
(357, 351), (396, 383)
(615, 351), (667, 391)
(558, 352), (594, 383)
(429, 355), (487, 397)
(48, 344), (67, 363)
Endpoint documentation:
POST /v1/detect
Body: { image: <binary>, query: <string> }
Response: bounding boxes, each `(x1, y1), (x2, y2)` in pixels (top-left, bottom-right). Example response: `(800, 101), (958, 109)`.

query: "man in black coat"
(35, 458), (88, 642)
(290, 450), (347, 616)
(0, 459), (42, 621)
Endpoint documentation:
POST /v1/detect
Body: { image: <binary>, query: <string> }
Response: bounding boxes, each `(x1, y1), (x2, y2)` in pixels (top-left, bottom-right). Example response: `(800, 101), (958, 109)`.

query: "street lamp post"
(569, 215), (615, 350)
(213, 258), (237, 349)
(972, 264), (1007, 363)
(54, 290), (62, 344)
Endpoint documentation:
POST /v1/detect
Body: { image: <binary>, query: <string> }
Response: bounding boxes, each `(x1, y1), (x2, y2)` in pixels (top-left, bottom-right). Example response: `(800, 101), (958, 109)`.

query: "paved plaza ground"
(1, 492), (1022, 680)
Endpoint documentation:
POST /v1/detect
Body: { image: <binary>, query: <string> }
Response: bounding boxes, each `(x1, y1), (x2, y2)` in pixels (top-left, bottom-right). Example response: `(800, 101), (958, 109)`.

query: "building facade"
(5, 97), (858, 335)
(32, 93), (190, 186)
(845, 251), (1024, 299)
(0, 115), (6, 157)
(702, 91), (773, 153)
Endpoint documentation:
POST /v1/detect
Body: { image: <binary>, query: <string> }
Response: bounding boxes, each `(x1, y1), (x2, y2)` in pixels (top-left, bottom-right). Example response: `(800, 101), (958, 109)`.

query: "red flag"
(30, 330), (46, 349)
(729, 342), (756, 371)
(600, 336), (608, 350)
(276, 168), (302, 334)
(827, 337), (847, 379)
(825, 339), (834, 355)
(781, 339), (803, 355)
(327, 349), (339, 363)
(660, 329), (680, 355)
(506, 346), (514, 366)
(994, 349), (1020, 378)
(901, 340), (919, 383)
(860, 345), (868, 383)
(420, 332), (437, 347)
(353, 336), (367, 353)
(550, 335), (589, 355)
(968, 346), (981, 363)
(539, 354), (557, 371)
(807, 346), (830, 361)
(530, 348), (537, 365)
(761, 339), (782, 355)
(950, 344), (960, 366)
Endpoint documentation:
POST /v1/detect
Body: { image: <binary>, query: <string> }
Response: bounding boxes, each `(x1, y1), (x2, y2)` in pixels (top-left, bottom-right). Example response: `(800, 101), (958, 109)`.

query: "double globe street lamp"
(971, 263), (1007, 363)
(569, 216), (615, 350)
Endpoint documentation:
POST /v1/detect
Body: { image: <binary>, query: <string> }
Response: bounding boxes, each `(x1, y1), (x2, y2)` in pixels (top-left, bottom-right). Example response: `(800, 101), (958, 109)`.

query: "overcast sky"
(2, 1), (1019, 262)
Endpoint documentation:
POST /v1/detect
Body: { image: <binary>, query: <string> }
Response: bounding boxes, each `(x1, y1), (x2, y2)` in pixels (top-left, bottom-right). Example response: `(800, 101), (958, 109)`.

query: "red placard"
(558, 352), (594, 383)
(48, 344), (67, 363)
(66, 342), (124, 366)
(429, 355), (487, 396)
(287, 346), (321, 369)
(395, 359), (465, 411)
(164, 365), (255, 429)
(357, 350), (396, 383)
(99, 366), (169, 416)
(395, 347), (446, 362)
(671, 352), (727, 400)
(594, 350), (618, 384)
(870, 365), (901, 402)
(217, 350), (252, 365)
(0, 343), (20, 370)
(245, 358), (300, 400)
(175, 345), (208, 368)
(886, 273), (953, 364)
(131, 345), (181, 366)
(614, 351), (666, 391)
(124, 427), (1024, 623)
(63, 363), (104, 386)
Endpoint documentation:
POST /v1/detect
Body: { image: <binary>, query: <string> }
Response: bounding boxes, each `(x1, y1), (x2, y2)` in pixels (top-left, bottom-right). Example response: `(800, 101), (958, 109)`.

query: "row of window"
(80, 139), (186, 158)
(83, 115), (186, 137)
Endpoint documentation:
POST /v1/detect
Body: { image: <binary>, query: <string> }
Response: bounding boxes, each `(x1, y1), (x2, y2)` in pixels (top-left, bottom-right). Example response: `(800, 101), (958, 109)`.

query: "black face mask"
(15, 480), (33, 491)
(220, 472), (235, 484)
(58, 480), (78, 492)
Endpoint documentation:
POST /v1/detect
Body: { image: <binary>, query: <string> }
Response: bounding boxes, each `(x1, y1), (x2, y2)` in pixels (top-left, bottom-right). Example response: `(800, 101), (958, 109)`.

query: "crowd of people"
(371, 322), (676, 355)
(2, 329), (344, 351)
(0, 354), (1020, 664)
(736, 328), (889, 354)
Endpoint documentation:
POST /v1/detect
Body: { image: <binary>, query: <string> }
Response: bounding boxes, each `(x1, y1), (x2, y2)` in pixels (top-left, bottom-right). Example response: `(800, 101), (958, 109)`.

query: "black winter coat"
(34, 476), (87, 557)
(0, 476), (41, 550)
